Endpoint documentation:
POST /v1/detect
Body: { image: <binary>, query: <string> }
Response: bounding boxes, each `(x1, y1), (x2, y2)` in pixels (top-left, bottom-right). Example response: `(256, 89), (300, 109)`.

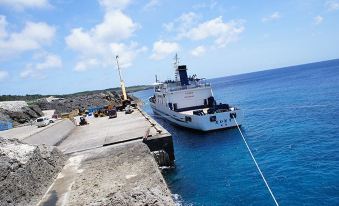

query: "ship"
(149, 55), (243, 131)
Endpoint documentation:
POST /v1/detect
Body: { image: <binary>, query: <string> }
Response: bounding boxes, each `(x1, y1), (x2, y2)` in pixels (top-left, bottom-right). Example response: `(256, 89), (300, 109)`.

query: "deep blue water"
(133, 59), (339, 206)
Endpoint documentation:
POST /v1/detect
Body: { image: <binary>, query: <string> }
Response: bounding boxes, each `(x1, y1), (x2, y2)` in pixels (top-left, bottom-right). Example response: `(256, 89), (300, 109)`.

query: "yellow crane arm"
(116, 55), (128, 101)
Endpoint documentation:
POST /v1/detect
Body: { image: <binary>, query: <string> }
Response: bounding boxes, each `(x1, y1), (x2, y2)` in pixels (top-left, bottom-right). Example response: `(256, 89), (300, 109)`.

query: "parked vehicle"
(36, 117), (51, 127)
(79, 116), (88, 126)
(108, 109), (117, 118)
(125, 105), (134, 114)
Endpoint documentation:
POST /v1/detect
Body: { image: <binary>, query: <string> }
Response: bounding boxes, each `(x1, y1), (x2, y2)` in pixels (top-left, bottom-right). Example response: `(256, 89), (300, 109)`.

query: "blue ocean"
(133, 59), (339, 206)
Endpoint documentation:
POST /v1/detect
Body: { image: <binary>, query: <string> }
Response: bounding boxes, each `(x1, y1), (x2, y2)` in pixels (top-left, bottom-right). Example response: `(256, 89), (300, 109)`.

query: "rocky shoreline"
(0, 104), (44, 127)
(0, 91), (124, 127)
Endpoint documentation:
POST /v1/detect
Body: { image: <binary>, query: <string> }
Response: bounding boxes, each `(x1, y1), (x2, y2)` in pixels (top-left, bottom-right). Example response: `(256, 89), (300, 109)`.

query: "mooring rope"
(233, 118), (279, 206)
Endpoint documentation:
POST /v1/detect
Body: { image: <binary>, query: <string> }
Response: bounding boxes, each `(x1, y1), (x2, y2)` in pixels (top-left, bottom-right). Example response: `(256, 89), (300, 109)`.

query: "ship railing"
(168, 83), (210, 92)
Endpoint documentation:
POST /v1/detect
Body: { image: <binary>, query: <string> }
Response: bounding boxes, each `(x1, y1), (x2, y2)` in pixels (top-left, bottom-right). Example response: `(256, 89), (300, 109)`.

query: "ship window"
(210, 116), (216, 122)
(185, 116), (192, 122)
(230, 113), (237, 119)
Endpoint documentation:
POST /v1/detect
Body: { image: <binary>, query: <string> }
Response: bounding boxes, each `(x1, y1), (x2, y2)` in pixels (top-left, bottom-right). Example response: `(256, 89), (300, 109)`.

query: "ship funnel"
(178, 65), (189, 86)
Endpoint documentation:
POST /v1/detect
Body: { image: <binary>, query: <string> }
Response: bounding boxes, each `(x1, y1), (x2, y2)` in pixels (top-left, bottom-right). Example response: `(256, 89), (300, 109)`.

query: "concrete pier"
(1, 107), (176, 205)
(58, 108), (175, 165)
(0, 119), (73, 142)
(46, 109), (175, 205)
(38, 141), (174, 205)
(0, 107), (175, 166)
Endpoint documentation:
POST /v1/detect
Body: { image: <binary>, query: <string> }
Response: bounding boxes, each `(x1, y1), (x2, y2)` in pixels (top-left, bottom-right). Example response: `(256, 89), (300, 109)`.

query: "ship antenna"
(174, 53), (179, 81)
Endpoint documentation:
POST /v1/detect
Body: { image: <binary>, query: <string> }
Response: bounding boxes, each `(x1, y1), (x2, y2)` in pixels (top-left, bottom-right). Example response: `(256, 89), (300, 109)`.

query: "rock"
(36, 92), (117, 115)
(1, 91), (121, 126)
(0, 101), (28, 112)
(22, 106), (39, 119)
(0, 137), (65, 206)
(29, 105), (44, 117)
(0, 105), (44, 126)
(6, 110), (30, 125)
(0, 108), (10, 121)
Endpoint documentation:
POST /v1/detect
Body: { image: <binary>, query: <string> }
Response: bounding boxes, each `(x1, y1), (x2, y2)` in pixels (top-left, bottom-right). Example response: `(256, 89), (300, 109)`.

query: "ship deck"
(179, 108), (210, 115)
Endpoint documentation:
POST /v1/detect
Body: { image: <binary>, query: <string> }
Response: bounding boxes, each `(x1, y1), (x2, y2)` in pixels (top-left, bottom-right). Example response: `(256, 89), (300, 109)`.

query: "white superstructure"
(149, 57), (243, 131)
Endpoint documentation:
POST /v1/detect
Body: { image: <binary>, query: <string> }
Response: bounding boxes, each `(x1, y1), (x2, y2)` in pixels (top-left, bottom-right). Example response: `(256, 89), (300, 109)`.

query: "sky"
(0, 0), (338, 95)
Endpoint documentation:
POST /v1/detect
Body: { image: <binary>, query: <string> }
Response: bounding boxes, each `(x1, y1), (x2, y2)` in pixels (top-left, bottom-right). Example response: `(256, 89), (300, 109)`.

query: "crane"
(115, 55), (128, 101)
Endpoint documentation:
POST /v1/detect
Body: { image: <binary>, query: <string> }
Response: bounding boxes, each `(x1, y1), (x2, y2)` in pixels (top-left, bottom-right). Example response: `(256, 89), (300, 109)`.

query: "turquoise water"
(133, 59), (339, 206)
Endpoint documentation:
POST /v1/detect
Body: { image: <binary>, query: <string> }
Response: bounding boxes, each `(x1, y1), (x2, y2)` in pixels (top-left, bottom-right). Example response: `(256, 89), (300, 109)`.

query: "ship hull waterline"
(150, 102), (243, 132)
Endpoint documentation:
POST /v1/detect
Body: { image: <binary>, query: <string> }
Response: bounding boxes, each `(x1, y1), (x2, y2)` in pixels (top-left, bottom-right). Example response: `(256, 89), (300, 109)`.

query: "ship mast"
(115, 55), (127, 101)
(174, 53), (179, 82)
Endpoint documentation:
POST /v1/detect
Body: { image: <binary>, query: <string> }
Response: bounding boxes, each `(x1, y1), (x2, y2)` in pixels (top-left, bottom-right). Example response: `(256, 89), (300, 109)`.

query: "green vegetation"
(0, 85), (152, 101)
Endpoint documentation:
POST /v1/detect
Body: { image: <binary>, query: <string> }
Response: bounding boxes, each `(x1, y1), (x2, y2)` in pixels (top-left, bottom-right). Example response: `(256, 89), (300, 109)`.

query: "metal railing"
(168, 83), (211, 92)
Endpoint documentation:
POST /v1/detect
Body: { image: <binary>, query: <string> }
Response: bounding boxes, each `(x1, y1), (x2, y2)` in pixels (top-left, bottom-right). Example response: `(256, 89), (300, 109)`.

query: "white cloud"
(65, 4), (143, 72)
(36, 54), (62, 70)
(94, 11), (138, 42)
(314, 16), (324, 25)
(110, 42), (147, 68)
(262, 12), (281, 22)
(193, 0), (218, 10)
(0, 16), (8, 39)
(163, 22), (174, 32)
(66, 10), (138, 51)
(0, 0), (50, 10)
(191, 45), (206, 57)
(325, 1), (339, 11)
(143, 0), (159, 10)
(65, 28), (100, 56)
(99, 0), (131, 11)
(182, 17), (244, 48)
(163, 12), (199, 33)
(20, 53), (62, 79)
(73, 42), (147, 72)
(0, 70), (9, 81)
(0, 19), (56, 59)
(75, 58), (99, 72)
(178, 12), (199, 30)
(150, 40), (180, 60)
(164, 14), (244, 48)
(20, 68), (37, 79)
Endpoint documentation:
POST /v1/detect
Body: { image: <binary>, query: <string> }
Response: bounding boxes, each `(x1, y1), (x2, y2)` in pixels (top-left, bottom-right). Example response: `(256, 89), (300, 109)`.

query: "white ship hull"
(150, 102), (243, 131)
(149, 58), (243, 132)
